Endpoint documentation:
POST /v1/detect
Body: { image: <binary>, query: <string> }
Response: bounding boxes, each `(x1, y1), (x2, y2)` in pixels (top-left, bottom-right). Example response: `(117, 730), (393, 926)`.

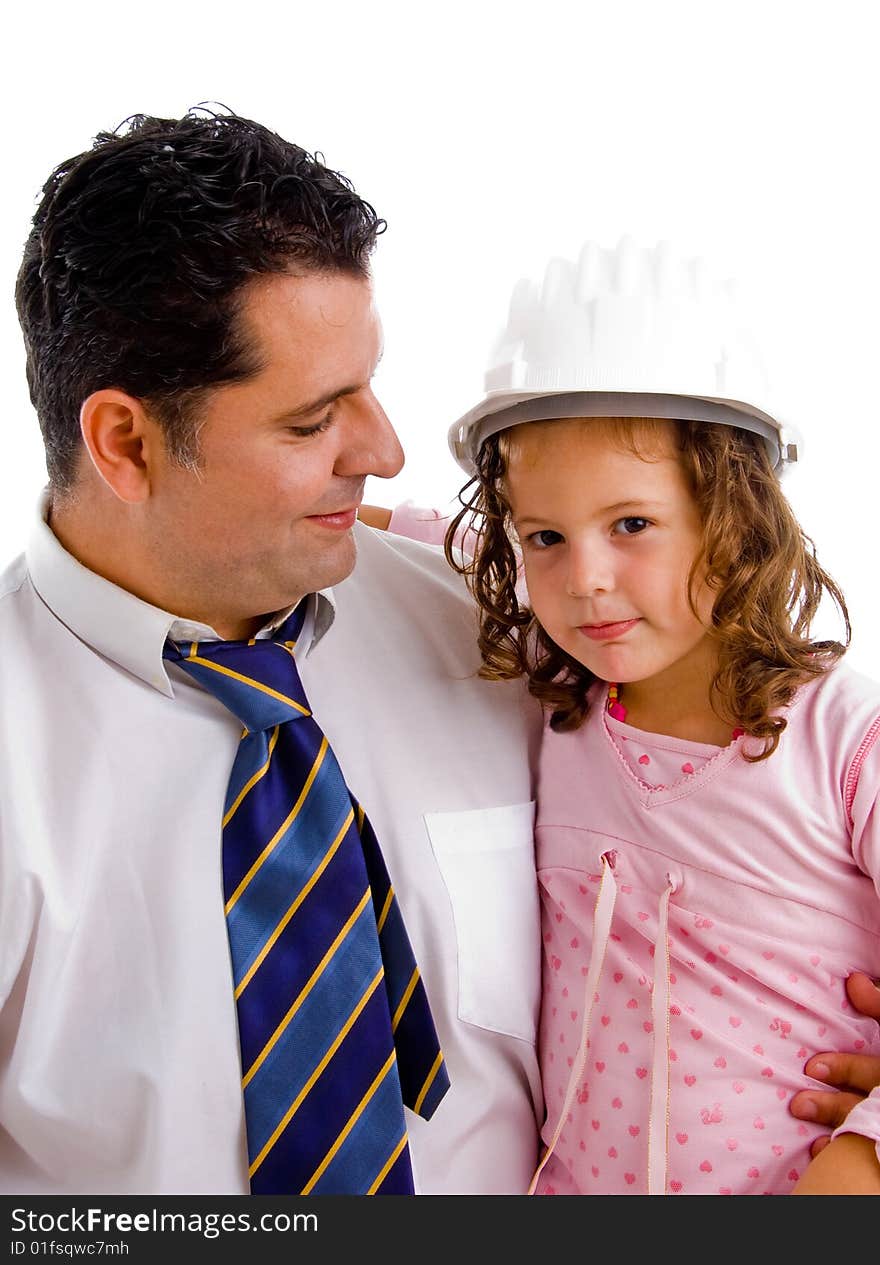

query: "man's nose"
(565, 541), (614, 598)
(337, 388), (405, 479)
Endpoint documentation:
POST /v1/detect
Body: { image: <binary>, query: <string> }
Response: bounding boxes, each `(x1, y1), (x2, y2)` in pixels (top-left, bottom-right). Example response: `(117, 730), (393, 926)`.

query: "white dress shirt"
(0, 496), (543, 1194)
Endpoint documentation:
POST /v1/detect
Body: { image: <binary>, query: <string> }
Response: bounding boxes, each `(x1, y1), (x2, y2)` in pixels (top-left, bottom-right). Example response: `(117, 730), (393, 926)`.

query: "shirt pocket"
(424, 801), (539, 1044)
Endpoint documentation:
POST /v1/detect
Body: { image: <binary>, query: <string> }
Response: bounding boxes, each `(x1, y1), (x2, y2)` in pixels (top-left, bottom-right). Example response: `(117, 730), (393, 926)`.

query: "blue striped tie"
(164, 602), (449, 1194)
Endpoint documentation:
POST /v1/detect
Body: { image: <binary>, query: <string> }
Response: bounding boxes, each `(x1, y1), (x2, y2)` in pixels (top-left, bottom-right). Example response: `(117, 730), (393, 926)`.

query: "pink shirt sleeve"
(845, 715), (880, 898)
(830, 1087), (880, 1165)
(387, 502), (452, 548)
(387, 501), (482, 559)
(839, 720), (880, 1167)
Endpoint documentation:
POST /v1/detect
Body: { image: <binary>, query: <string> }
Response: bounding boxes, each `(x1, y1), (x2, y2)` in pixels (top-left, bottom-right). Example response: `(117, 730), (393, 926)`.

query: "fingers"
(846, 971), (880, 1021)
(801, 1051), (880, 1096)
(791, 1087), (868, 1129)
(789, 974), (880, 1161)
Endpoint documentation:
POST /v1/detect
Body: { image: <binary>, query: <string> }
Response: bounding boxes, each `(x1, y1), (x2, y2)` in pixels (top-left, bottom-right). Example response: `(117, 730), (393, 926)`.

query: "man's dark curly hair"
(15, 108), (385, 494)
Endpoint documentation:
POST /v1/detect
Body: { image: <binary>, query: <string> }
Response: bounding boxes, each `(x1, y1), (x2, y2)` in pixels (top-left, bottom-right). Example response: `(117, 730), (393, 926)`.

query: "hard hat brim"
(448, 390), (799, 476)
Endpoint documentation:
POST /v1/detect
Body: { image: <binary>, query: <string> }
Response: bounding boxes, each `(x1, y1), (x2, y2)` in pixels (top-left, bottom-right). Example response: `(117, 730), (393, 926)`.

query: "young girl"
(370, 240), (880, 1194)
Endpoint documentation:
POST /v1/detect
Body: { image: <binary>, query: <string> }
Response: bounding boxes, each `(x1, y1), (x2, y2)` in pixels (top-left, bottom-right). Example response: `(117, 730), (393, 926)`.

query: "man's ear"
(79, 389), (162, 503)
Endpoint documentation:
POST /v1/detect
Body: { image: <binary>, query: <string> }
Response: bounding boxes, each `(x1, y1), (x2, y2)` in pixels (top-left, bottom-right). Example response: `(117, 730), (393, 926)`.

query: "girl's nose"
(565, 544), (614, 598)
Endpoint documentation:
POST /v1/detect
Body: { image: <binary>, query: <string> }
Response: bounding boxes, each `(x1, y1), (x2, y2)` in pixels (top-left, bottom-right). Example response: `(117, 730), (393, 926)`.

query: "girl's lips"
(578, 617), (641, 641)
(306, 508), (358, 530)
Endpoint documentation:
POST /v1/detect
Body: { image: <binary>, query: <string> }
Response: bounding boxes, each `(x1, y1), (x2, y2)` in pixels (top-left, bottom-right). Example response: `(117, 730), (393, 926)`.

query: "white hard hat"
(448, 237), (801, 476)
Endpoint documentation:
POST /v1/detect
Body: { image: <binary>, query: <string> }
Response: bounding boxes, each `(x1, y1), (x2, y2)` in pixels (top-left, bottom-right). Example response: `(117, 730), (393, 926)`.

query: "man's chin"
(292, 532), (358, 599)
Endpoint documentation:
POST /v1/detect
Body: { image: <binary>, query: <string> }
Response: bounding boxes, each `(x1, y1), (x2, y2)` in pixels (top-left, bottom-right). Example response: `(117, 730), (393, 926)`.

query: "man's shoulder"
(0, 556), (34, 694)
(322, 522), (542, 738)
(349, 520), (474, 611)
(0, 552), (29, 615)
(325, 522), (496, 680)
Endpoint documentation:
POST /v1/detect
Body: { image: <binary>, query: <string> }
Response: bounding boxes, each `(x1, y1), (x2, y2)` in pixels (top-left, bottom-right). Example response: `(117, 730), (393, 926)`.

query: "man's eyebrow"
(271, 349), (384, 424)
(271, 383), (361, 423)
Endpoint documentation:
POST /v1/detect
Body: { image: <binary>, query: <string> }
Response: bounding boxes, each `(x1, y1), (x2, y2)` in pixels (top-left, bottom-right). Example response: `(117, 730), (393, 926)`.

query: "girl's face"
(505, 417), (715, 688)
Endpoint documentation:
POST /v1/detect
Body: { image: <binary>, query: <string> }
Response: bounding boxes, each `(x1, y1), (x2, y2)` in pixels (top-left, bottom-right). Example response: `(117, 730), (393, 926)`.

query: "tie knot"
(164, 619), (311, 732)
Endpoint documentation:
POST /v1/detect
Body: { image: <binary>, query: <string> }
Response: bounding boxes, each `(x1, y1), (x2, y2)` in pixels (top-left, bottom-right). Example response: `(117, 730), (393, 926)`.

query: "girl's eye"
(613, 517), (650, 536)
(527, 529), (564, 549)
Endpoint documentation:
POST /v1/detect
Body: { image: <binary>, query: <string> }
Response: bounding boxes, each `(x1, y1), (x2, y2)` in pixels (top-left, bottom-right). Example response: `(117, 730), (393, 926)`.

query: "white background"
(1, 0), (877, 669)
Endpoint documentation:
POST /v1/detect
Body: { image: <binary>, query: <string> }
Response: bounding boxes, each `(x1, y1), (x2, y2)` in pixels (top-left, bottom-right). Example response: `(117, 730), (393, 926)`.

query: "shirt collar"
(25, 489), (337, 698)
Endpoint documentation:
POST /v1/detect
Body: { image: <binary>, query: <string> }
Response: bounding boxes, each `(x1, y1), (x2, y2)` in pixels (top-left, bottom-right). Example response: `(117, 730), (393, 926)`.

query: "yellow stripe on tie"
(376, 887), (394, 935)
(413, 1051), (445, 1116)
(223, 726), (281, 828)
(356, 804), (365, 831)
(234, 806), (354, 999)
(299, 1051), (398, 1194)
(225, 738), (329, 915)
(242, 888), (372, 1089)
(186, 654), (310, 716)
(366, 1133), (409, 1196)
(249, 966), (384, 1178)
(391, 967), (420, 1034)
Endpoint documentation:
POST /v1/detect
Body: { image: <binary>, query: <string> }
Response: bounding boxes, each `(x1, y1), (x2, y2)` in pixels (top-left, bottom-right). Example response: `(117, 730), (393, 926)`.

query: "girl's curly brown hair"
(445, 416), (850, 761)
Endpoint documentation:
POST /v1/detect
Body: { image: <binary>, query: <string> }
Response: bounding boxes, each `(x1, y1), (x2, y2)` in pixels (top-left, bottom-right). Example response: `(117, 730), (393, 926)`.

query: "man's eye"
(613, 517), (650, 536)
(527, 529), (564, 549)
(288, 410), (334, 437)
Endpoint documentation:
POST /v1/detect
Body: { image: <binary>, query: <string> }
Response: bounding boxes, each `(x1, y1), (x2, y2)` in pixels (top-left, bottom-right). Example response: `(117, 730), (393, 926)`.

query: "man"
(0, 110), (873, 1195)
(2, 111), (542, 1194)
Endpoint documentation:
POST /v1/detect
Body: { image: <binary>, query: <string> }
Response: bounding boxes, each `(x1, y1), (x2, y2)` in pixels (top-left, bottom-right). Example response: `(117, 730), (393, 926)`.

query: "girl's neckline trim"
(605, 710), (731, 757)
(599, 683), (744, 807)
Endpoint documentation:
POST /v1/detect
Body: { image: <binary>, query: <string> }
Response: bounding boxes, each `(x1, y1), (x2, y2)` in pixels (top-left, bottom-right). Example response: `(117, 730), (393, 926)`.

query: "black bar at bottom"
(0, 1192), (859, 1261)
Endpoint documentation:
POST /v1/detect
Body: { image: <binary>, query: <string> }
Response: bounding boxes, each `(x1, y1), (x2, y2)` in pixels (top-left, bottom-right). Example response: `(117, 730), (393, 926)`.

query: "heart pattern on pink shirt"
(537, 863), (858, 1195)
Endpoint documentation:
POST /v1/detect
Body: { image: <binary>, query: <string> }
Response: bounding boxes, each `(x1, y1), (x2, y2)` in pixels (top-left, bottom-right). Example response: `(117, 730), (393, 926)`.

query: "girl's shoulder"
(790, 659), (880, 742)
